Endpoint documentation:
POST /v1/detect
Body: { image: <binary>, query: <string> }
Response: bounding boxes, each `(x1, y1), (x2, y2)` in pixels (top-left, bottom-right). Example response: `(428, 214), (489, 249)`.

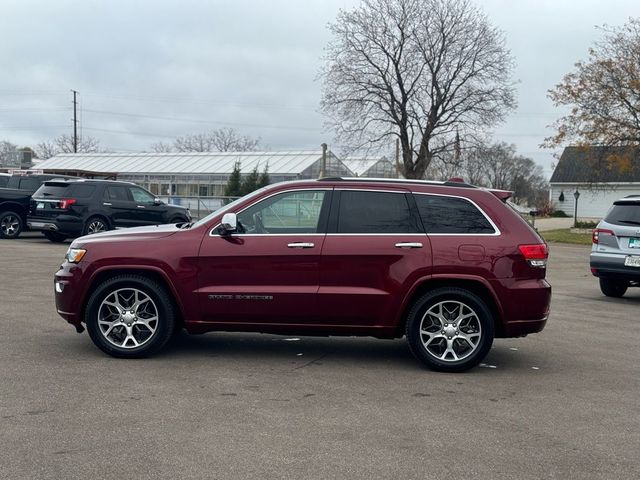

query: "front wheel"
(0, 211), (23, 239)
(85, 275), (176, 358)
(406, 287), (495, 372)
(599, 278), (628, 298)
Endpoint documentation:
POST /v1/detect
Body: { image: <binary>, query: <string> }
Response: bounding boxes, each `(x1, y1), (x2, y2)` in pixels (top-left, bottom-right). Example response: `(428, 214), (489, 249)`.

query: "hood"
(72, 224), (182, 247)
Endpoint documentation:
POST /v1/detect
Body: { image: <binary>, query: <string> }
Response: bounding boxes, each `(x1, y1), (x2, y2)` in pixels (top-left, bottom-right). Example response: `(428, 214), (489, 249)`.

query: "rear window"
(414, 194), (495, 234)
(605, 202), (640, 226)
(34, 182), (70, 198)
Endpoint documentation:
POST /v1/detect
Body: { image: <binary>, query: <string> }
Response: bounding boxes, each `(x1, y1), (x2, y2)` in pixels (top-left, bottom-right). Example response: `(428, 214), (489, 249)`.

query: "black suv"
(2, 173), (77, 193)
(28, 179), (191, 242)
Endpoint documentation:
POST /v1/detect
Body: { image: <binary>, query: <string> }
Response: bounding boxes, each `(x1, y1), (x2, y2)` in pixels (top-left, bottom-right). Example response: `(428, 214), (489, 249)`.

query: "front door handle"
(395, 242), (423, 249)
(103, 202), (112, 206)
(288, 242), (315, 249)
(137, 205), (146, 209)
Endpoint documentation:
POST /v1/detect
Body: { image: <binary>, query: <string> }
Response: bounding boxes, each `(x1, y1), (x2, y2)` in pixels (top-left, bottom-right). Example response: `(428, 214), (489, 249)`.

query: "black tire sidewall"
(406, 287), (495, 372)
(0, 211), (23, 239)
(85, 275), (175, 358)
(599, 278), (628, 298)
(43, 231), (66, 243)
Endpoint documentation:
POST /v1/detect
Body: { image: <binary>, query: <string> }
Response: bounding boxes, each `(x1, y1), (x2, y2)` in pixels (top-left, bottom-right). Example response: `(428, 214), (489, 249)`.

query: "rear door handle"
(288, 242), (315, 249)
(395, 242), (423, 249)
(137, 205), (146, 209)
(103, 202), (112, 206)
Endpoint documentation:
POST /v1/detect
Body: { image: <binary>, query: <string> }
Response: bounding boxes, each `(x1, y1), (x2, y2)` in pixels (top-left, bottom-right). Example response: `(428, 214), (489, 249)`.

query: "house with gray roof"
(550, 146), (640, 219)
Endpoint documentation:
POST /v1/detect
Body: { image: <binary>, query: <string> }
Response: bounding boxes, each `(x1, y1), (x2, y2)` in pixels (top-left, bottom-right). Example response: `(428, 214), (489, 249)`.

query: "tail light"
(59, 198), (76, 210)
(519, 244), (548, 268)
(592, 228), (615, 244)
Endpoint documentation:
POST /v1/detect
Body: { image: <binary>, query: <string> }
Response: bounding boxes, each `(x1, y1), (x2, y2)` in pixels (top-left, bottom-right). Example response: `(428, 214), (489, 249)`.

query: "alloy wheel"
(98, 288), (159, 349)
(1, 214), (20, 237)
(419, 300), (482, 362)
(87, 220), (107, 234)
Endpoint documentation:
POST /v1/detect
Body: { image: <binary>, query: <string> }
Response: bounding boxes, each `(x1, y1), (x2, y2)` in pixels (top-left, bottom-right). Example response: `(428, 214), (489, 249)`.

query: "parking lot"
(1, 234), (638, 479)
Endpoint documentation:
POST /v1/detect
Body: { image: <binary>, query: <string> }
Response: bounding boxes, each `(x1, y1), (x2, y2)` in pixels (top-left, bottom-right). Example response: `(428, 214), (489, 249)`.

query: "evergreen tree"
(224, 162), (242, 200)
(241, 165), (260, 196)
(258, 164), (270, 188)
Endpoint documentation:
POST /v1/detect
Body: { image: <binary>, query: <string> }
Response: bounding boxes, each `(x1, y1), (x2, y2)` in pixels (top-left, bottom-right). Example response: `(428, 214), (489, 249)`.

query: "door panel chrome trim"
(395, 242), (423, 248)
(287, 242), (315, 248)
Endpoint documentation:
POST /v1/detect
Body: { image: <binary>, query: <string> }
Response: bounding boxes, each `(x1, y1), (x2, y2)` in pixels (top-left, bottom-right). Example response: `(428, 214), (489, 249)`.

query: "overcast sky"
(2, 0), (640, 176)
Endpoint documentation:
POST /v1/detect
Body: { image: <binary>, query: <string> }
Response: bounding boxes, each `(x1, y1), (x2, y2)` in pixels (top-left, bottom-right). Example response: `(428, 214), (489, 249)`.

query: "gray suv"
(591, 197), (640, 297)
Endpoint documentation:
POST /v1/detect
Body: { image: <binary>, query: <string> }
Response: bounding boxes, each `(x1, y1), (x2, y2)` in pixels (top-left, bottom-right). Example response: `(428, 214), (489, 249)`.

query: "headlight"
(65, 248), (87, 263)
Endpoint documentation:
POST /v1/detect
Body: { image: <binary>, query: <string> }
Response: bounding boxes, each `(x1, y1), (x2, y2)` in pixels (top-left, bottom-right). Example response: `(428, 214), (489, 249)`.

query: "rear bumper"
(28, 215), (83, 236)
(490, 277), (551, 338)
(590, 252), (640, 280)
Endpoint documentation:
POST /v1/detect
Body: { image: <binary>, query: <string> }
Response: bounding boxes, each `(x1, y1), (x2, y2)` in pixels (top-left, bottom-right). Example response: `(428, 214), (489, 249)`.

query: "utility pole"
(71, 89), (78, 153)
(320, 143), (327, 179)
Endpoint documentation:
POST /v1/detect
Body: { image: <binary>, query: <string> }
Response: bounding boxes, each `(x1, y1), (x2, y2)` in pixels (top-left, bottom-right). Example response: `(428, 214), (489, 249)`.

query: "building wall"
(550, 183), (640, 219)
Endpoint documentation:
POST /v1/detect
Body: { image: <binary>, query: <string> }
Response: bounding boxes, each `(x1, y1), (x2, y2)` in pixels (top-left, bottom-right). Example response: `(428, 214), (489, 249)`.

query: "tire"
(406, 287), (495, 373)
(599, 278), (628, 298)
(83, 216), (110, 236)
(85, 274), (176, 358)
(43, 231), (67, 243)
(0, 211), (23, 239)
(169, 217), (187, 224)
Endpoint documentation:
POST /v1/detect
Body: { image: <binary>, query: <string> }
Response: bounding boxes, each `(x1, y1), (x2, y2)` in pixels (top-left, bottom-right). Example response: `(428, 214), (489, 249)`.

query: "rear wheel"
(83, 216), (109, 235)
(43, 231), (67, 243)
(85, 274), (176, 358)
(599, 278), (628, 298)
(0, 211), (22, 239)
(406, 287), (495, 372)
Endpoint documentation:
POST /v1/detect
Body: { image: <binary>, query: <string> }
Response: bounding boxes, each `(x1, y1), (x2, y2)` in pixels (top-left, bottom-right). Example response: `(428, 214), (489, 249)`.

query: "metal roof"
(34, 151), (331, 175)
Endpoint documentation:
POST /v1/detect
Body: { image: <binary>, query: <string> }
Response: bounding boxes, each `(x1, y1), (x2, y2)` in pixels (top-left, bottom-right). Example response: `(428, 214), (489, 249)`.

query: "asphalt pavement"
(1, 234), (638, 479)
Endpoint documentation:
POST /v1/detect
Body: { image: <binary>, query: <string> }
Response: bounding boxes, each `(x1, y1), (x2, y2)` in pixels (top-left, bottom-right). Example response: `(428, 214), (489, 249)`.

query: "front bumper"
(54, 261), (87, 331)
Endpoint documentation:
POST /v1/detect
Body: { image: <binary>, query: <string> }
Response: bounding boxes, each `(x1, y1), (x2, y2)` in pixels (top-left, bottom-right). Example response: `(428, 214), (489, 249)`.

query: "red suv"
(54, 178), (551, 372)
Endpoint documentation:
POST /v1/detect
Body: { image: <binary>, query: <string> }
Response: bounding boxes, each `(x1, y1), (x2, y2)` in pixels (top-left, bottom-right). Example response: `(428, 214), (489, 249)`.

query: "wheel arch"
(0, 202), (27, 219)
(397, 276), (505, 338)
(85, 214), (112, 230)
(83, 266), (185, 327)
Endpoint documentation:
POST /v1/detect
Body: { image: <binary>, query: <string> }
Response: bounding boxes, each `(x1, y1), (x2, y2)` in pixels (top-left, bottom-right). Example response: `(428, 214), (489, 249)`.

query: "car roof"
(43, 178), (134, 186)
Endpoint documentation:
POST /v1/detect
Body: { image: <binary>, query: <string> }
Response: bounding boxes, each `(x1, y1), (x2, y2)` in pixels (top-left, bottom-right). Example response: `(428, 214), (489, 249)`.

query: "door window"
(414, 194), (495, 234)
(105, 186), (130, 201)
(337, 190), (420, 233)
(237, 190), (326, 234)
(130, 187), (155, 204)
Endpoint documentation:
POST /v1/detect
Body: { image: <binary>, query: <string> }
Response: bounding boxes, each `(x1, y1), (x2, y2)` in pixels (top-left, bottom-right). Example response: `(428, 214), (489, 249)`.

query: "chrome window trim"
(411, 191), (501, 236)
(208, 188), (331, 237)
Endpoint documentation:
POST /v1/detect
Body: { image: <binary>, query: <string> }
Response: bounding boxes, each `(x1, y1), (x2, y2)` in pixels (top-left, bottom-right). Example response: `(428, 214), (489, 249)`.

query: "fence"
(158, 196), (240, 220)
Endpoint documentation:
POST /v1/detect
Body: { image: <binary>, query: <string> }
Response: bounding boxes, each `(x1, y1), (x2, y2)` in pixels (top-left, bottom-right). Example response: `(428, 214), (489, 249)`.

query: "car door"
(197, 188), (331, 324)
(128, 186), (165, 225)
(318, 188), (432, 327)
(103, 185), (138, 228)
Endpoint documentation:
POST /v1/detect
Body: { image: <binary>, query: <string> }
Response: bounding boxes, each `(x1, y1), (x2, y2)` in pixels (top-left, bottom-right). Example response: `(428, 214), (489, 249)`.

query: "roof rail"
(317, 176), (477, 188)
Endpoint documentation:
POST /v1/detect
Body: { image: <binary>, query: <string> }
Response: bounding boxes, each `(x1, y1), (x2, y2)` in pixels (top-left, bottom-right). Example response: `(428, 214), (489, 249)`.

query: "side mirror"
(220, 212), (237, 234)
(154, 197), (163, 205)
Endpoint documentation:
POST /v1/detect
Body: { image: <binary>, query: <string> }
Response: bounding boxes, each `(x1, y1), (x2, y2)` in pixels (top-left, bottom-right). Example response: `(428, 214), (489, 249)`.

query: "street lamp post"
(573, 189), (580, 228)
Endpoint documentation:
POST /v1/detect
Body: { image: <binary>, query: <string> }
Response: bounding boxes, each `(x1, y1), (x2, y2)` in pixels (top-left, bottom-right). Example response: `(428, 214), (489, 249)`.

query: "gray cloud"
(2, 0), (640, 175)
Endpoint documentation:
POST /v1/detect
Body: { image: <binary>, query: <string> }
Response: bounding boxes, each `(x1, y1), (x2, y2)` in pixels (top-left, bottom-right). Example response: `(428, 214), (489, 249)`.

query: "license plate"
(624, 255), (640, 267)
(629, 238), (640, 248)
(36, 202), (45, 210)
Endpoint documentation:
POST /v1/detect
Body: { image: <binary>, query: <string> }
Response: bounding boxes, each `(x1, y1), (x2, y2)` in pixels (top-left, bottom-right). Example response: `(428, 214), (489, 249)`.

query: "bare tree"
(171, 128), (261, 152)
(149, 141), (174, 153)
(321, 0), (515, 179)
(0, 140), (18, 165)
(36, 134), (103, 159)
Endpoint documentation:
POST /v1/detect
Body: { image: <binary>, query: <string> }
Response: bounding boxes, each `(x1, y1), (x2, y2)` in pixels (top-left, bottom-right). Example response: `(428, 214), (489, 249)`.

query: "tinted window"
(18, 177), (42, 192)
(337, 191), (419, 234)
(414, 194), (495, 234)
(34, 182), (69, 197)
(67, 184), (96, 198)
(0, 176), (8, 188)
(237, 190), (326, 234)
(130, 187), (155, 203)
(105, 186), (130, 201)
(604, 203), (640, 226)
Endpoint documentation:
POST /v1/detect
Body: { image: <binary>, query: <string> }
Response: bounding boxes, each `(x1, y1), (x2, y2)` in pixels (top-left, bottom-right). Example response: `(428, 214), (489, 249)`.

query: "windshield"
(191, 187), (269, 228)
